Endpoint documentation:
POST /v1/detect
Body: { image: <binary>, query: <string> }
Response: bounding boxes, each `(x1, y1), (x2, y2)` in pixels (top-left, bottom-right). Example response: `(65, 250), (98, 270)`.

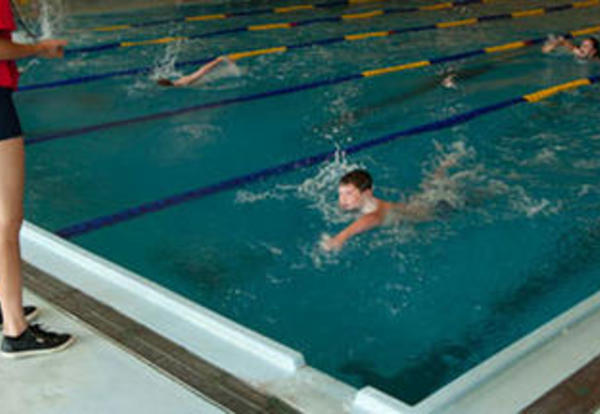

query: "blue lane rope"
(29, 18), (596, 145)
(60, 0), (582, 56)
(19, 12), (597, 92)
(19, 33), (548, 145)
(25, 74), (363, 145)
(53, 75), (600, 239)
(73, 0), (373, 33)
(26, 17), (600, 92)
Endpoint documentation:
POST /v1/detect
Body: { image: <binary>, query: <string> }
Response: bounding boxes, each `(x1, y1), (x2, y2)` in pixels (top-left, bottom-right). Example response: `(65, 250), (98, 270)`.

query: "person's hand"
(320, 234), (343, 252)
(36, 39), (68, 58)
(439, 157), (457, 170)
(542, 35), (560, 53)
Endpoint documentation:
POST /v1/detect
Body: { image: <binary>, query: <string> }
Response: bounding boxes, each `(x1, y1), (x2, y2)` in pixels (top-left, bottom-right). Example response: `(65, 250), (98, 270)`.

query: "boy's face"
(338, 183), (366, 211)
(579, 39), (597, 58)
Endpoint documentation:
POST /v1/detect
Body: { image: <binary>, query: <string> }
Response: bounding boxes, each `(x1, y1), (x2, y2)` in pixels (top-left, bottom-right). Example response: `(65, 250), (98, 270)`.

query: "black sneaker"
(1, 324), (74, 358)
(0, 306), (40, 328)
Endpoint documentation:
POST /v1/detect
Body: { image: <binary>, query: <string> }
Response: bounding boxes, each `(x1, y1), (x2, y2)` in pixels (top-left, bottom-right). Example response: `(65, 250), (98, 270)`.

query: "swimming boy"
(157, 56), (226, 87)
(321, 160), (455, 251)
(542, 36), (599, 60)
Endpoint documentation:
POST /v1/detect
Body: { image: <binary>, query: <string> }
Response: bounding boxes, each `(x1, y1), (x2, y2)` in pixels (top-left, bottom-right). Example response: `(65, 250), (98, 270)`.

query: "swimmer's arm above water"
(0, 37), (67, 60)
(421, 157), (457, 190)
(174, 57), (225, 86)
(160, 56), (225, 87)
(322, 212), (384, 251)
(542, 36), (576, 54)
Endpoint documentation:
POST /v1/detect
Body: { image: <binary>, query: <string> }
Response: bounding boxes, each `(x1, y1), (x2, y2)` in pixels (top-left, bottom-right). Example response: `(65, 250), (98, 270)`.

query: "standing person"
(0, 0), (73, 358)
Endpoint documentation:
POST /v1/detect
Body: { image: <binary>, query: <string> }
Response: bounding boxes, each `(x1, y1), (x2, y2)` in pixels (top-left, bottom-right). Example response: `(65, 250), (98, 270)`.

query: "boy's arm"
(323, 212), (384, 251)
(542, 36), (576, 54)
(421, 157), (456, 190)
(0, 38), (67, 60)
(174, 56), (224, 86)
(558, 38), (577, 52)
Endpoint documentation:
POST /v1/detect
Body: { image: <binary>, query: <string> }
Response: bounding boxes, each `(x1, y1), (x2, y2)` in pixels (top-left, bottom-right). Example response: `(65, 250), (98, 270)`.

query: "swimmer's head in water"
(579, 37), (599, 59)
(338, 169), (373, 210)
(157, 78), (175, 87)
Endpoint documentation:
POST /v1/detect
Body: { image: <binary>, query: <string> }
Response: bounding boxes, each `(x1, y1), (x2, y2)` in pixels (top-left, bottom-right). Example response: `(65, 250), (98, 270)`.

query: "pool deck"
(13, 221), (600, 414)
(523, 354), (600, 414)
(13, 259), (600, 414)
(1, 288), (227, 414)
(15, 262), (300, 414)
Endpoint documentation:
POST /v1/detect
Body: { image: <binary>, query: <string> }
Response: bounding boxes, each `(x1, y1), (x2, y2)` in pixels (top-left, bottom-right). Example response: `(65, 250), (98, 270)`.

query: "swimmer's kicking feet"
(542, 36), (599, 60)
(157, 56), (225, 87)
(321, 159), (456, 251)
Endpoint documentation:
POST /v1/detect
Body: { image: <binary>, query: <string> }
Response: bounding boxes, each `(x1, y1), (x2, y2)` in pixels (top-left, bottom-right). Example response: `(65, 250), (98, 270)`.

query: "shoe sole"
(0, 308), (41, 329)
(0, 336), (76, 359)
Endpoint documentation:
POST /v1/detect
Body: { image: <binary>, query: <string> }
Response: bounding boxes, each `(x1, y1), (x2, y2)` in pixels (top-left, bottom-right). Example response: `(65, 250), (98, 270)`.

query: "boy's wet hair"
(588, 37), (600, 56)
(157, 78), (175, 87)
(340, 169), (373, 192)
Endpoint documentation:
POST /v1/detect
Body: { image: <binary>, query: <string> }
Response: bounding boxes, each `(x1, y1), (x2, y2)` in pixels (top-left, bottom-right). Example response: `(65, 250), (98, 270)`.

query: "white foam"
(39, 0), (66, 39)
(150, 40), (185, 81)
(509, 187), (561, 217)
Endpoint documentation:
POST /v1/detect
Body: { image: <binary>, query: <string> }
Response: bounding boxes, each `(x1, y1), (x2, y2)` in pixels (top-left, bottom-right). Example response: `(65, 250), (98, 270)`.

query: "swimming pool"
(15, 0), (600, 406)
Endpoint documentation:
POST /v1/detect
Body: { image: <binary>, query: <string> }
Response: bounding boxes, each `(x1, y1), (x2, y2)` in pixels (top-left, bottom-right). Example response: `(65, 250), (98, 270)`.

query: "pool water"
(15, 0), (600, 404)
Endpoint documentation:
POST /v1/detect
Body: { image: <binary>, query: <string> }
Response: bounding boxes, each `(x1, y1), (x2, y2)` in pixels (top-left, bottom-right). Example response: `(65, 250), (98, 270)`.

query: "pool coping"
(20, 221), (357, 413)
(522, 354), (600, 414)
(20, 220), (600, 413)
(21, 261), (296, 413)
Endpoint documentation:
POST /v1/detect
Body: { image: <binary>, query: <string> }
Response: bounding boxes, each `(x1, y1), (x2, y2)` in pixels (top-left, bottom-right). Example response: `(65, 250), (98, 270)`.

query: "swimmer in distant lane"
(542, 36), (599, 60)
(321, 158), (457, 251)
(157, 56), (226, 87)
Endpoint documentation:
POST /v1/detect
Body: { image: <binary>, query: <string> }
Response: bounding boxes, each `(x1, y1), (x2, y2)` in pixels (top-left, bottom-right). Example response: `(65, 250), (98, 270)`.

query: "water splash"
(508, 186), (562, 217)
(297, 149), (364, 224)
(412, 140), (477, 210)
(39, 0), (66, 39)
(151, 40), (185, 82)
(235, 189), (287, 204)
(200, 57), (242, 82)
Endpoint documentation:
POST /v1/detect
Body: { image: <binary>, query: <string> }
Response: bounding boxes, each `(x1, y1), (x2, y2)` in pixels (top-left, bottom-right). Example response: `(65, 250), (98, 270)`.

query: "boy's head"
(157, 78), (175, 87)
(580, 37), (599, 58)
(338, 169), (373, 210)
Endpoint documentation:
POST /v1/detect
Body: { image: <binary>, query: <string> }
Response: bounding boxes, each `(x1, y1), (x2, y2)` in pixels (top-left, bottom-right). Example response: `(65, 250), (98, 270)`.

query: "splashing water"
(234, 148), (362, 224)
(195, 57), (244, 90)
(151, 40), (185, 82)
(297, 149), (364, 225)
(411, 140), (477, 210)
(203, 58), (242, 81)
(39, 0), (65, 39)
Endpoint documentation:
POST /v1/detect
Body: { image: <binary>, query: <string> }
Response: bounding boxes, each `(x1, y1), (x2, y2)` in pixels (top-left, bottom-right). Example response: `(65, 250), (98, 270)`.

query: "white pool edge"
(21, 221), (304, 372)
(21, 220), (600, 414)
(353, 274), (600, 414)
(21, 221), (360, 413)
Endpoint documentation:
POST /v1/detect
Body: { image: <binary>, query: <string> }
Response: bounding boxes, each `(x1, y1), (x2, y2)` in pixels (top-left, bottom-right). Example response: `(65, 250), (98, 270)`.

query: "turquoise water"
(15, 0), (600, 404)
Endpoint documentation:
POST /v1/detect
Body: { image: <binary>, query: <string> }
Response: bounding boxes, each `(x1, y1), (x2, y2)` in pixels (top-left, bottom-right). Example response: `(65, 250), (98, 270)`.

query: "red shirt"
(0, 0), (19, 89)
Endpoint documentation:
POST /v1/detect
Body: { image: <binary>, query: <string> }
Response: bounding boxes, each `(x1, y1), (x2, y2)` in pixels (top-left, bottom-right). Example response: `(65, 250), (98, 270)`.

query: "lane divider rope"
(20, 13), (600, 91)
(24, 24), (600, 142)
(63, 0), (540, 55)
(53, 74), (600, 239)
(78, 0), (473, 33)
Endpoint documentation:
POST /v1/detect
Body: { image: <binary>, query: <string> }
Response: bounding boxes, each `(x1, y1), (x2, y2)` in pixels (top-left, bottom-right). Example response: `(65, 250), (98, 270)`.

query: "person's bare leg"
(0, 136), (27, 337)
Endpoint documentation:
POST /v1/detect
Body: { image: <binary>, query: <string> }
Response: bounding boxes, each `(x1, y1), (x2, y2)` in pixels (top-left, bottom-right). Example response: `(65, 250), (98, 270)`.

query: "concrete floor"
(0, 290), (228, 414)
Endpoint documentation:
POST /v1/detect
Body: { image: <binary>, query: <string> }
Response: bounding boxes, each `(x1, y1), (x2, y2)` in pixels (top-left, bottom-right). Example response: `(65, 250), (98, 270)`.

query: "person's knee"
(0, 214), (23, 244)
